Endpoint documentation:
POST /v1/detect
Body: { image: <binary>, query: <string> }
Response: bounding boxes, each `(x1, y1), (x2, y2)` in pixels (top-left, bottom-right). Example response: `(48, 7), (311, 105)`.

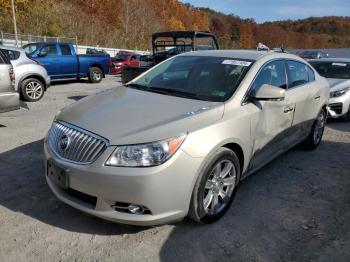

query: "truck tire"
(88, 67), (103, 83)
(20, 78), (45, 102)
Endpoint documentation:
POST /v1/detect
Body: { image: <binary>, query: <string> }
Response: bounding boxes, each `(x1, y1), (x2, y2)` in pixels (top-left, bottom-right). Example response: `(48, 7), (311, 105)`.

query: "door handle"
(314, 95), (320, 100)
(284, 106), (294, 113)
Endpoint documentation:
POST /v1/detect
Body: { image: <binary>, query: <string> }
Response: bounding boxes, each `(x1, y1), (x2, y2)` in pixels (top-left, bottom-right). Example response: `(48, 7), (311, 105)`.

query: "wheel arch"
(20, 74), (47, 91)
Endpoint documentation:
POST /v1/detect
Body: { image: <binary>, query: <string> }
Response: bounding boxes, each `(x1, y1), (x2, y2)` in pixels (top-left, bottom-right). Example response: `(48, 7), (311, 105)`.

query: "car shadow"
(0, 139), (144, 236)
(159, 140), (350, 262)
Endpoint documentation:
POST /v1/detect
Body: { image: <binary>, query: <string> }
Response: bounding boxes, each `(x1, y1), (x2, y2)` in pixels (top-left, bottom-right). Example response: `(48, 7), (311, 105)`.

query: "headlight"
(105, 134), (186, 167)
(330, 87), (350, 98)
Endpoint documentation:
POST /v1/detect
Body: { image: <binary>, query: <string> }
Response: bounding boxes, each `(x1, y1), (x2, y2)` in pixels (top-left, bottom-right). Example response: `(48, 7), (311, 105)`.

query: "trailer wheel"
(88, 67), (103, 83)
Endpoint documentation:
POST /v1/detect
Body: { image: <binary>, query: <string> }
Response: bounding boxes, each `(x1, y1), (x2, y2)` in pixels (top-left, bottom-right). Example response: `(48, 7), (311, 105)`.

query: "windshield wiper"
(126, 83), (150, 90)
(148, 86), (208, 100)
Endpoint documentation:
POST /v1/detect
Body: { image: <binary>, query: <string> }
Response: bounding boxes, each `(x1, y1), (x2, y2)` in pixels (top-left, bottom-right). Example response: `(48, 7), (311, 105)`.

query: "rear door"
(0, 50), (20, 113)
(57, 44), (78, 78)
(285, 60), (319, 143)
(249, 59), (295, 169)
(36, 44), (60, 77)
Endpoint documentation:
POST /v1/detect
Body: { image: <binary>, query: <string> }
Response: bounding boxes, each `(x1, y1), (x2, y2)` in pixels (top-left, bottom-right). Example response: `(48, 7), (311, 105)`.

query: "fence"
(0, 32), (149, 56)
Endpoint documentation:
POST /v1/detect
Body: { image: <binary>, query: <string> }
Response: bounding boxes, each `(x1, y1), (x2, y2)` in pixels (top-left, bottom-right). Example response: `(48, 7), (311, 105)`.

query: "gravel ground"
(0, 74), (349, 262)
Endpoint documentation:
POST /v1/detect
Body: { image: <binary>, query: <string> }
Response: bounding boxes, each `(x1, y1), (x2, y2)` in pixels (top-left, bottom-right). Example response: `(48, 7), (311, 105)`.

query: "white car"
(310, 59), (350, 121)
(0, 45), (51, 102)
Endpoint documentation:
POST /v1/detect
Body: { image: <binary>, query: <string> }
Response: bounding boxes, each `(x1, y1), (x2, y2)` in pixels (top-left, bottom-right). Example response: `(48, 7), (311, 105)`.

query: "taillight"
(9, 67), (15, 85)
(31, 58), (44, 67)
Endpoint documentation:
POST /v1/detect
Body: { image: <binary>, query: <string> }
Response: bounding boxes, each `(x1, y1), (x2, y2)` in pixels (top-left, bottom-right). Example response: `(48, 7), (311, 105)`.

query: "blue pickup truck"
(23, 42), (110, 83)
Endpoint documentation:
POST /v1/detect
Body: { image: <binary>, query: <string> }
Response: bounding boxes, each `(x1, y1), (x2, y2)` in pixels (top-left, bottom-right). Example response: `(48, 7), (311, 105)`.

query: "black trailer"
(122, 31), (219, 83)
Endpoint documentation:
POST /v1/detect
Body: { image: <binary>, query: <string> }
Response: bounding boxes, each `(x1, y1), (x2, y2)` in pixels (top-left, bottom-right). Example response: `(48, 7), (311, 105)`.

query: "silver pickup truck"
(0, 49), (19, 113)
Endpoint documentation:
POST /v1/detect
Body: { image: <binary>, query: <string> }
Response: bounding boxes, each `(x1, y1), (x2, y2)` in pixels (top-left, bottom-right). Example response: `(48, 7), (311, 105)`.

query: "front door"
(36, 44), (60, 77)
(248, 60), (295, 170)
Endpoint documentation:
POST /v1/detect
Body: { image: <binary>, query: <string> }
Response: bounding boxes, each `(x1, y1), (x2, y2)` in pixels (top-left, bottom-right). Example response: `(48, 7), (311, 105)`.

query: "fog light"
(128, 204), (144, 214)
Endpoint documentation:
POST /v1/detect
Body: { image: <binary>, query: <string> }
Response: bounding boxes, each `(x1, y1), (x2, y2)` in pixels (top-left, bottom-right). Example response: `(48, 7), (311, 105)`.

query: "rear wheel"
(20, 78), (44, 102)
(302, 108), (326, 150)
(188, 148), (241, 224)
(88, 67), (103, 83)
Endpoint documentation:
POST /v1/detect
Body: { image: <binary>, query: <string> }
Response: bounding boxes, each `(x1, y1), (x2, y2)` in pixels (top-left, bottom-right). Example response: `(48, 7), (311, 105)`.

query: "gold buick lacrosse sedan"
(45, 50), (329, 225)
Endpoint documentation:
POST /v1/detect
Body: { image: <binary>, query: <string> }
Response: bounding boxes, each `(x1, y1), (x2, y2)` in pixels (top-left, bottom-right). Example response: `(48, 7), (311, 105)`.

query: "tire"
(188, 148), (241, 224)
(302, 108), (326, 150)
(20, 78), (45, 102)
(88, 67), (103, 83)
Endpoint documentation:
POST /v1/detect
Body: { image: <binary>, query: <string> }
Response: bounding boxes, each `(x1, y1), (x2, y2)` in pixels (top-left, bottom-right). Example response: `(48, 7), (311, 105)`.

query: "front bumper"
(44, 140), (203, 226)
(327, 94), (350, 118)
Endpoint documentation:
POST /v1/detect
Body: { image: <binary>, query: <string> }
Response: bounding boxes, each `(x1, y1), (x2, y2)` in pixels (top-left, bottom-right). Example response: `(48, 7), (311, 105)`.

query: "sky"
(181, 0), (350, 23)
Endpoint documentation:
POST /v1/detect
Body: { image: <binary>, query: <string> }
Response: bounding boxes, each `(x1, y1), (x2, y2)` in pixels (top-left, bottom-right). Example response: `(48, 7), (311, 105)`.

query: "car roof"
(179, 49), (299, 61)
(308, 58), (350, 63)
(0, 45), (25, 52)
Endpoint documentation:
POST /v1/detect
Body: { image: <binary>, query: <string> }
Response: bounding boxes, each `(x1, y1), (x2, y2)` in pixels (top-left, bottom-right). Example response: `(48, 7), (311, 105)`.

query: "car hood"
(57, 87), (224, 145)
(326, 78), (350, 91)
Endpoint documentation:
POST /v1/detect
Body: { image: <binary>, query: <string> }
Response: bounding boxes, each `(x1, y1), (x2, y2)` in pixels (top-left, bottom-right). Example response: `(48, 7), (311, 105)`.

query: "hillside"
(1, 0), (350, 50)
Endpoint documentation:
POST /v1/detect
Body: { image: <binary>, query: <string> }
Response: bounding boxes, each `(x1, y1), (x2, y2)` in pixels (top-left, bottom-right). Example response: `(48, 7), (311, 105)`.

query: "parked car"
(45, 50), (329, 226)
(122, 31), (219, 83)
(1, 45), (50, 102)
(23, 42), (110, 83)
(310, 58), (350, 121)
(299, 50), (328, 60)
(110, 51), (140, 74)
(0, 49), (19, 113)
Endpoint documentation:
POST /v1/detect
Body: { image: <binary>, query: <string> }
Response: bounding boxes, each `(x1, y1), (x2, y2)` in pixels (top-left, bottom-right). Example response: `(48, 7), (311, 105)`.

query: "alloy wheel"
(203, 160), (236, 215)
(25, 81), (43, 100)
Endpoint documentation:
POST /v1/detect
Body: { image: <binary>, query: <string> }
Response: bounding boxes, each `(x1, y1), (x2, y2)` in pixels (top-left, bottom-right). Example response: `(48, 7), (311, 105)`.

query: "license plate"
(47, 160), (69, 189)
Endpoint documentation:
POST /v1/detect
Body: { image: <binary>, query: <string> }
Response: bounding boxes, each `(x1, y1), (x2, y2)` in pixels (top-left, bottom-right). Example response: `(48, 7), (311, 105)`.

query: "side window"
(287, 61), (309, 88)
(40, 45), (58, 56)
(60, 45), (72, 55)
(252, 60), (287, 94)
(4, 50), (20, 60)
(307, 66), (315, 82)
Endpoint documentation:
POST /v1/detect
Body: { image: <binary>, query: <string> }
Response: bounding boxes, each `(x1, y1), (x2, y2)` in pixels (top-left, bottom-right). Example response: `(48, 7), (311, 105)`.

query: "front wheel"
(188, 148), (241, 224)
(88, 67), (103, 83)
(302, 108), (326, 150)
(20, 78), (45, 102)
(342, 106), (350, 122)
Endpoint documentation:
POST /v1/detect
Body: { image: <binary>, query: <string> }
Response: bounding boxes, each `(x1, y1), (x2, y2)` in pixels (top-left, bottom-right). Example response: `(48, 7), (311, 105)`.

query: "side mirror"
(253, 84), (285, 101)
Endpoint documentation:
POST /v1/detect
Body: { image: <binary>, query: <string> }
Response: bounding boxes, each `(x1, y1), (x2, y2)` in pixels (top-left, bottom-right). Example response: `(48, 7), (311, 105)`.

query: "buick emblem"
(58, 134), (70, 152)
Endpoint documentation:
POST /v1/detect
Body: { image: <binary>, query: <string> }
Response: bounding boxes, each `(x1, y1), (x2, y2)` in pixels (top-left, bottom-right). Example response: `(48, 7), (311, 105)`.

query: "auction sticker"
(222, 60), (252, 67)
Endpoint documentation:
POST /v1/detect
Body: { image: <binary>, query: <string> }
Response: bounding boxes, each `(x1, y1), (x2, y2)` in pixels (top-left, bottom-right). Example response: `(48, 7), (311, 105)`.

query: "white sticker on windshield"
(332, 62), (347, 67)
(222, 60), (252, 67)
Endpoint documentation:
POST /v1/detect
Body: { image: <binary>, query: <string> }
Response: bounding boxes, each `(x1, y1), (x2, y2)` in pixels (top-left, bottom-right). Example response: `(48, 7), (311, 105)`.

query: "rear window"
(3, 49), (21, 60)
(60, 44), (72, 55)
(0, 50), (10, 64)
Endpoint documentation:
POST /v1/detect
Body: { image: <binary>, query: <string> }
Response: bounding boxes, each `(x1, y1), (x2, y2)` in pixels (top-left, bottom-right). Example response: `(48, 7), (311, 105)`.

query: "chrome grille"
(48, 121), (108, 164)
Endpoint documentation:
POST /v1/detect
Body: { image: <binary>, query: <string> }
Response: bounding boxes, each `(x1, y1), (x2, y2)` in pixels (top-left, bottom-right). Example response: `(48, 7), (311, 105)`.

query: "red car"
(111, 51), (140, 74)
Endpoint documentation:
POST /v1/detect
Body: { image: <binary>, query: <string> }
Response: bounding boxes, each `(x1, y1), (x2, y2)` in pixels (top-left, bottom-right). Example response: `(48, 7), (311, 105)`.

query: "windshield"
(116, 53), (130, 61)
(310, 61), (350, 79)
(130, 56), (252, 102)
(22, 43), (41, 55)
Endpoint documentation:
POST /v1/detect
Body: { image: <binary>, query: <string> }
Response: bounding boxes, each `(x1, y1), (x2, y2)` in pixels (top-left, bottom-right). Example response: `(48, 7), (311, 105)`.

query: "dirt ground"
(0, 75), (349, 262)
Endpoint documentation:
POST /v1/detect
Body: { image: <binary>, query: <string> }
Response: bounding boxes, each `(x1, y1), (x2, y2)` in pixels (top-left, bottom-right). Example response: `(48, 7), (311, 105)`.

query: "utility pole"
(11, 0), (19, 46)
